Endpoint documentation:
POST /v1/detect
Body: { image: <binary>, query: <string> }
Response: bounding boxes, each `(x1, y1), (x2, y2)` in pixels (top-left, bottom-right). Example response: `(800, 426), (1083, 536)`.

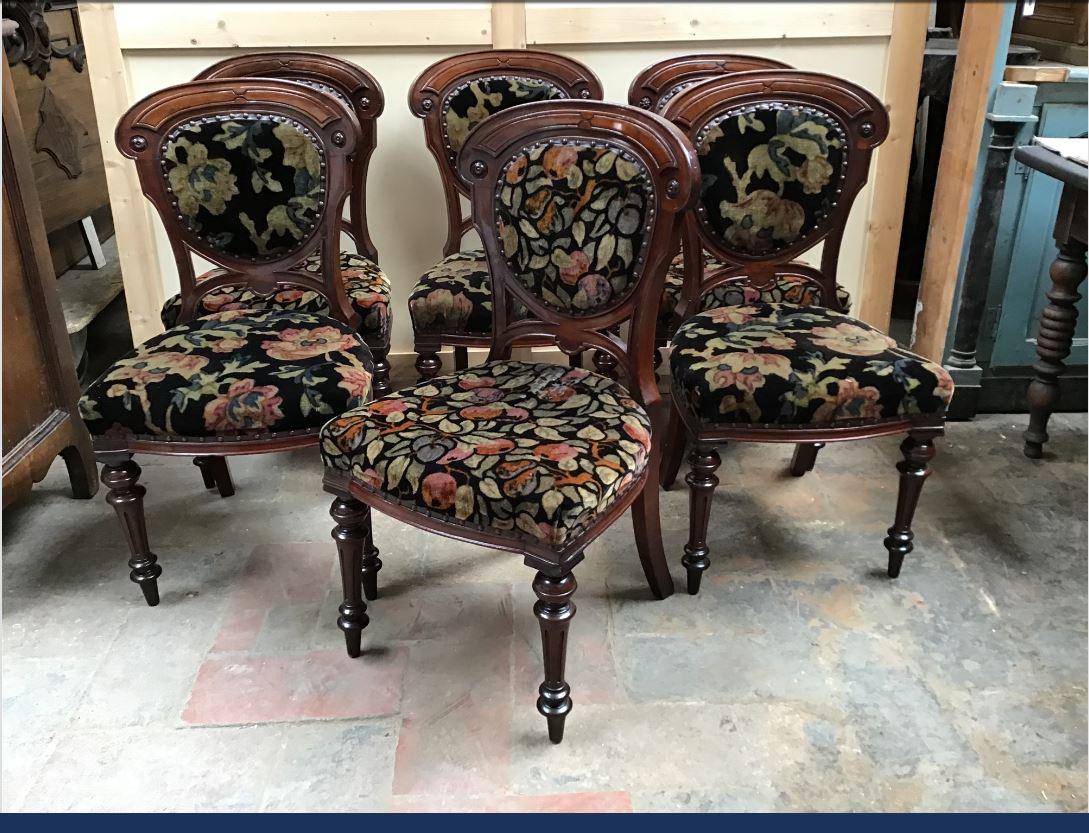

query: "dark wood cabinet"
(2, 60), (96, 507)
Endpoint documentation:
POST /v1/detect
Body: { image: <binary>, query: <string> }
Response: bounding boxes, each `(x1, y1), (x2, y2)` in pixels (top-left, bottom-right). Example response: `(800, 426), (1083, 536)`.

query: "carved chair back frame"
(663, 70), (889, 328)
(117, 78), (362, 332)
(409, 50), (604, 258)
(628, 53), (792, 113)
(195, 52), (384, 263)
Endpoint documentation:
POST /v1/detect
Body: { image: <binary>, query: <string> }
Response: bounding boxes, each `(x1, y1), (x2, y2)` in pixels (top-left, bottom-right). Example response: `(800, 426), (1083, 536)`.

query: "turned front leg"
(1024, 239), (1087, 459)
(883, 431), (938, 578)
(415, 350), (442, 381)
(789, 442), (824, 477)
(101, 458), (162, 606)
(193, 455), (234, 497)
(330, 496), (371, 658)
(370, 347), (392, 398)
(361, 505), (382, 602)
(533, 570), (577, 744)
(682, 444), (721, 595)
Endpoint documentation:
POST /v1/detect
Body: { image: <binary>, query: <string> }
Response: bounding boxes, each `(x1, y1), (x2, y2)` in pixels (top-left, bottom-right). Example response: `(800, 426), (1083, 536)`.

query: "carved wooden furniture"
(628, 54), (795, 358)
(79, 78), (375, 605)
(1013, 141), (1088, 458)
(2, 59), (96, 507)
(657, 71), (953, 592)
(407, 49), (603, 380)
(174, 52), (392, 397)
(4, 0), (115, 278)
(321, 100), (698, 742)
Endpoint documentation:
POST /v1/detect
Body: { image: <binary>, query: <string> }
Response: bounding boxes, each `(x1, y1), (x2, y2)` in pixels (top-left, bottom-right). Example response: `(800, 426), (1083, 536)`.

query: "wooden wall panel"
(82, 1), (921, 352)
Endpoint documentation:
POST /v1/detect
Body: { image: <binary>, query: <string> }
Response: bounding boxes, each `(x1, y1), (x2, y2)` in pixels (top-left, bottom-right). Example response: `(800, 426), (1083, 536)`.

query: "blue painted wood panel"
(991, 97), (1088, 367)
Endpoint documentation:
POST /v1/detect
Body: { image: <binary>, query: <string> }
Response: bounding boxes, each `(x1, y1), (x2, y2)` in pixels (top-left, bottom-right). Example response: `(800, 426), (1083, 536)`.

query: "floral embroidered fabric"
(443, 77), (566, 154)
(320, 362), (652, 548)
(670, 303), (953, 426)
(409, 250), (495, 335)
(80, 309), (374, 438)
(656, 251), (852, 338)
(496, 142), (651, 314)
(159, 251), (392, 341)
(162, 116), (325, 261)
(697, 105), (846, 256)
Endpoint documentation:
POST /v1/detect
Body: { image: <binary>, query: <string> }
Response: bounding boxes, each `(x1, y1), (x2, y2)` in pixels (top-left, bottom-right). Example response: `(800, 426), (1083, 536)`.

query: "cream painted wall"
(93, 2), (909, 353)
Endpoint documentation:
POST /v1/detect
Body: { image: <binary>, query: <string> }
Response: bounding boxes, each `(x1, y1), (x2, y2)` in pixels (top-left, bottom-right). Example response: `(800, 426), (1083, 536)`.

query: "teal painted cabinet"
(974, 78), (1087, 412)
(991, 97), (1087, 365)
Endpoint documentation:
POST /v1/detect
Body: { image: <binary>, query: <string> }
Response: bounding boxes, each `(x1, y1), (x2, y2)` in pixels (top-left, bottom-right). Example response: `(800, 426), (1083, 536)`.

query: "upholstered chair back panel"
(444, 76), (567, 155)
(695, 102), (847, 259)
(494, 139), (653, 315)
(161, 114), (326, 262)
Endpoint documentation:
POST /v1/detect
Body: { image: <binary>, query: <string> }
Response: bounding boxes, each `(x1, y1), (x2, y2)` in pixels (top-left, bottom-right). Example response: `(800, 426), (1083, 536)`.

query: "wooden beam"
(526, 2), (893, 45)
(78, 2), (164, 345)
(491, 2), (526, 49)
(855, 0), (929, 330)
(912, 1), (1009, 361)
(113, 2), (493, 49)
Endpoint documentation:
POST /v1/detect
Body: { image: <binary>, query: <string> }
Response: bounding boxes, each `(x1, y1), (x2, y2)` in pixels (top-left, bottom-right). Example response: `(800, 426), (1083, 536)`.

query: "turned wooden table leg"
(533, 570), (577, 744)
(101, 457), (162, 606)
(1024, 239), (1088, 459)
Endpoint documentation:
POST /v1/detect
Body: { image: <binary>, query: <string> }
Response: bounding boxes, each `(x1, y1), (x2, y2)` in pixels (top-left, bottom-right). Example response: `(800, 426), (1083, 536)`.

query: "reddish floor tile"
(392, 703), (512, 796)
(182, 648), (404, 725)
(226, 544), (333, 611)
(210, 607), (266, 653)
(393, 638), (513, 796)
(390, 791), (633, 812)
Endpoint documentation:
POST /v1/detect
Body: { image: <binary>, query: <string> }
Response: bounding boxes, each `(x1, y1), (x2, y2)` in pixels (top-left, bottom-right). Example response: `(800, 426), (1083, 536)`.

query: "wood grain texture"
(526, 2), (894, 45)
(856, 0), (929, 330)
(912, 1), (1009, 362)
(78, 1), (164, 345)
(112, 2), (493, 49)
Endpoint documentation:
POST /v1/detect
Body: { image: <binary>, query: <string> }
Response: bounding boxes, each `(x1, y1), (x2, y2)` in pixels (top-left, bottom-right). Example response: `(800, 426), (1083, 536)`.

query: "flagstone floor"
(3, 401), (1085, 811)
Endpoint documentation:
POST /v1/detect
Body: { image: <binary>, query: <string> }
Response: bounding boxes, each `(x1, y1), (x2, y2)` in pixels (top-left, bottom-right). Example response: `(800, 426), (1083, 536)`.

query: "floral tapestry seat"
(320, 362), (652, 548)
(409, 249), (494, 335)
(656, 252), (852, 339)
(160, 251), (392, 342)
(670, 303), (953, 427)
(79, 309), (375, 438)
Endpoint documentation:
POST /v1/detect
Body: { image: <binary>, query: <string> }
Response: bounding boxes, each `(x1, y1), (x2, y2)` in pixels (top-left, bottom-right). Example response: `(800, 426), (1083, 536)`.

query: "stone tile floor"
(2, 411), (1086, 811)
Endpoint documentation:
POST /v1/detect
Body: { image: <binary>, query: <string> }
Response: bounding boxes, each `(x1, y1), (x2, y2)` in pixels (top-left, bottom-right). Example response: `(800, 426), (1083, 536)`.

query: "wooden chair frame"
(97, 78), (362, 606)
(628, 54), (794, 365)
(628, 53), (792, 114)
(195, 51), (392, 396)
(325, 100), (699, 743)
(407, 49), (604, 379)
(655, 71), (945, 592)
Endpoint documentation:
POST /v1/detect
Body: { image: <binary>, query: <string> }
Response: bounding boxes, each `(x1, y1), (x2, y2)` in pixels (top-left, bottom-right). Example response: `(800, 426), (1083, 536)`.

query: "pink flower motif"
(623, 422), (651, 450)
(560, 251), (590, 285)
(336, 365), (372, 404)
(542, 146), (578, 179)
(458, 375), (497, 390)
(535, 443), (580, 462)
(202, 379), (284, 431)
(438, 446), (474, 464)
(368, 399), (408, 415)
(421, 472), (457, 509)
